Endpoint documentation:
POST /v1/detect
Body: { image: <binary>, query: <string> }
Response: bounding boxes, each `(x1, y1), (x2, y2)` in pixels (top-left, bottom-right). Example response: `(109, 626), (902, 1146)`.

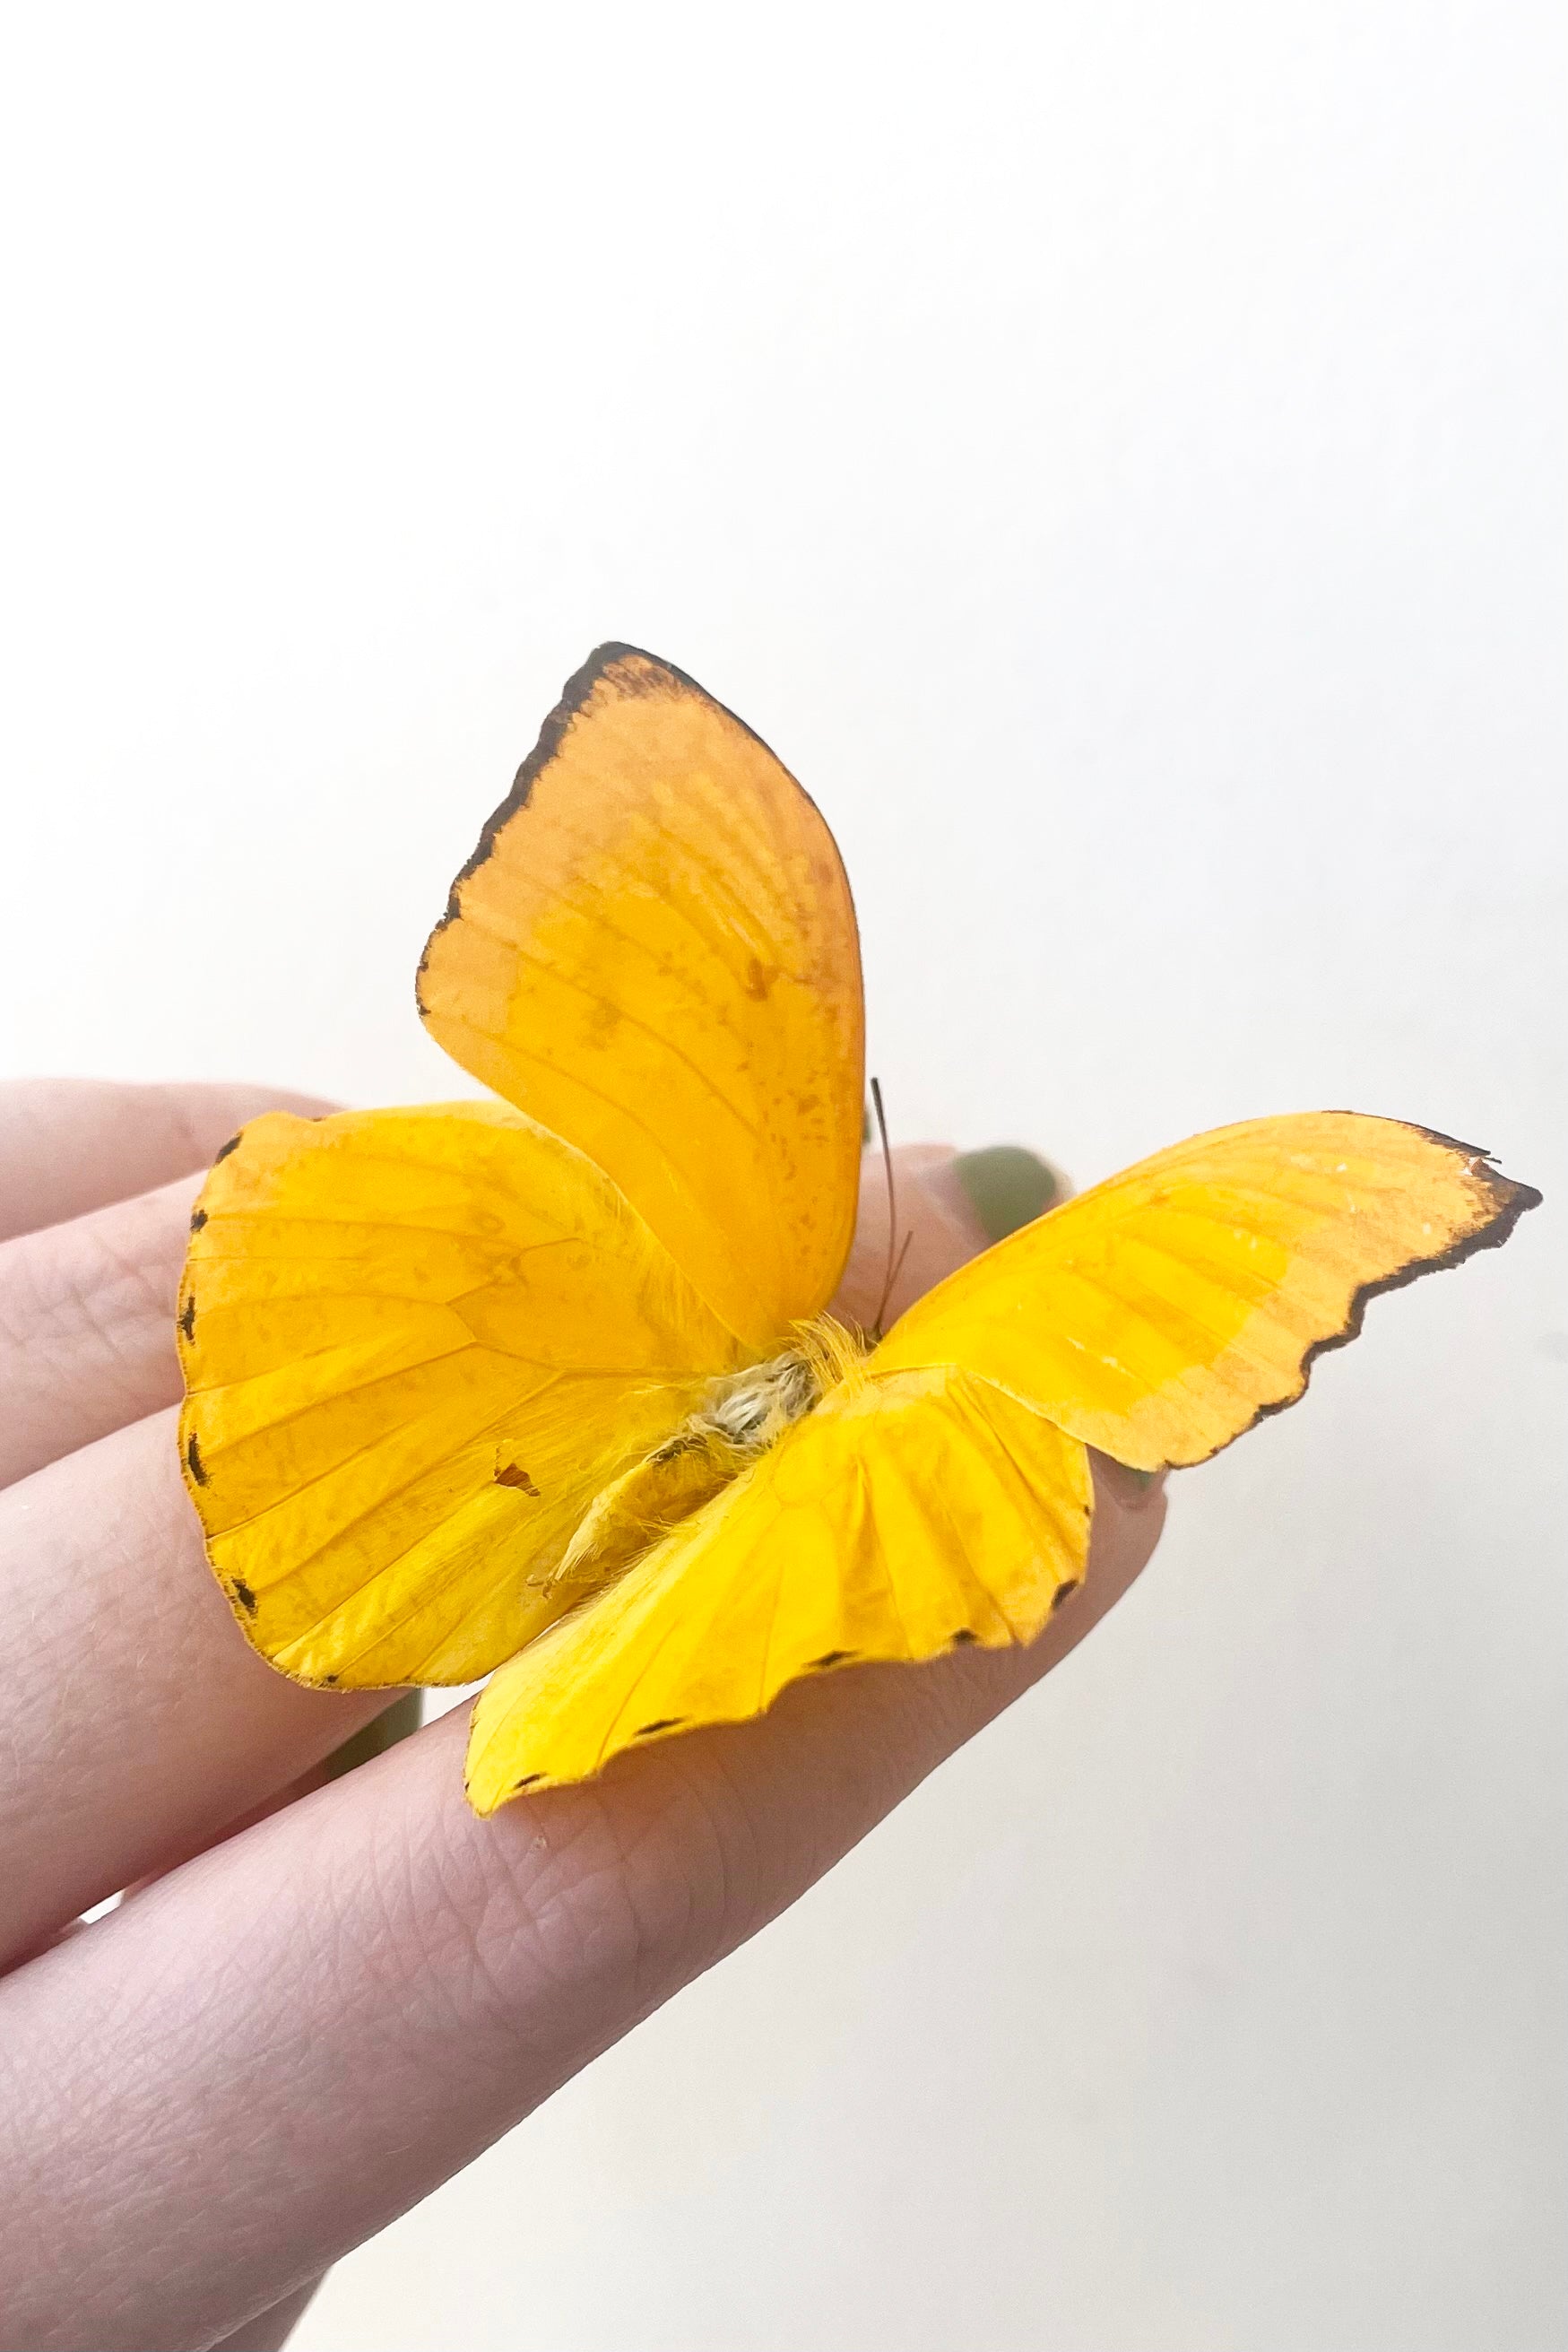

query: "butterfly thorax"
(690, 1342), (828, 1454)
(543, 1319), (867, 1596)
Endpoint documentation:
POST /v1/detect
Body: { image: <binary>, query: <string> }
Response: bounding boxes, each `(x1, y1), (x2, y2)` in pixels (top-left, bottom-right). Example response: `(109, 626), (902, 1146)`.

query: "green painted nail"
(323, 1689), (424, 1782)
(952, 1145), (1064, 1243)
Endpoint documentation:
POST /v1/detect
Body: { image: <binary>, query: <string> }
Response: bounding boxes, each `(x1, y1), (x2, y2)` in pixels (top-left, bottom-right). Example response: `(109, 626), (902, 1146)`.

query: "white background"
(2, 5), (1564, 2348)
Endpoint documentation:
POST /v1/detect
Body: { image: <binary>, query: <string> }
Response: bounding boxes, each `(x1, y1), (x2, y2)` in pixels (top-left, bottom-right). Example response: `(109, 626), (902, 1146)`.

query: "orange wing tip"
(416, 647), (628, 997)
(1221, 1130), (1540, 1457)
(1394, 1124), (1543, 1228)
(1380, 1124), (1541, 1272)
(416, 640), (795, 1018)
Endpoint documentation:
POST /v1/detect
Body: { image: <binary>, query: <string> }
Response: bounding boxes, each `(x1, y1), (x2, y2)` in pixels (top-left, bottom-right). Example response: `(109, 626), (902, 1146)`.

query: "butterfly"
(177, 644), (1540, 1812)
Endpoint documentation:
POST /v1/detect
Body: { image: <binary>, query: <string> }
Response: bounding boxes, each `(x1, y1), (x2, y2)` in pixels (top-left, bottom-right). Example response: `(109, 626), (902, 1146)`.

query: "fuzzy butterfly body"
(177, 646), (1539, 1810)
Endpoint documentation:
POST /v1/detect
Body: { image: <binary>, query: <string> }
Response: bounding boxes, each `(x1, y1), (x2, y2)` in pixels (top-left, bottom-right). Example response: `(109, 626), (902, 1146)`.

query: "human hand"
(0, 1079), (1165, 2352)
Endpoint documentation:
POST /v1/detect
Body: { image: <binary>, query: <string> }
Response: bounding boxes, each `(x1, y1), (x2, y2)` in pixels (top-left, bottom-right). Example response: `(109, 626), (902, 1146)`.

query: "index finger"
(0, 1079), (335, 1241)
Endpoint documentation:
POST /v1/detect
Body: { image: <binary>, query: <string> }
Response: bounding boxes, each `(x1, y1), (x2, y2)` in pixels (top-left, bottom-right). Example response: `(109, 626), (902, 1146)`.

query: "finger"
(0, 1174), (199, 1488)
(832, 1145), (975, 1329)
(209, 2280), (322, 2352)
(120, 1695), (427, 1901)
(833, 1140), (1063, 1329)
(0, 1412), (392, 1970)
(0, 1078), (334, 1242)
(0, 1467), (1165, 2352)
(0, 1137), (1014, 1964)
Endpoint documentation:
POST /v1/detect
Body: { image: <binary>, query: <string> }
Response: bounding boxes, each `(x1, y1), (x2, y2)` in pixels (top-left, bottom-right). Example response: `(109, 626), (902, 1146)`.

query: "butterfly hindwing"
(416, 646), (865, 1354)
(874, 1113), (1540, 1471)
(178, 1101), (743, 1685)
(463, 1366), (1092, 1808)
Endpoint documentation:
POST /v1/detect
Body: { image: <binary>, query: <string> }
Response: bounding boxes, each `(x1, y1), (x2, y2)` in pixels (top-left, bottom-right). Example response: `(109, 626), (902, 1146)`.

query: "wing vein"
(257, 1379), (568, 1605)
(457, 920), (767, 1142)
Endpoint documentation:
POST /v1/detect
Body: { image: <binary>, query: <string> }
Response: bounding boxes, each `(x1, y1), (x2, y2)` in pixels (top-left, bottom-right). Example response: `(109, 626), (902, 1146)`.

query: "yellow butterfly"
(177, 645), (1539, 1812)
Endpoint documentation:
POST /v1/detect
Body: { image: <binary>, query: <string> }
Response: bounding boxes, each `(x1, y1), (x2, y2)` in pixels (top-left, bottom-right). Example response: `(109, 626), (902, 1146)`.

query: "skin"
(0, 1080), (1166, 2352)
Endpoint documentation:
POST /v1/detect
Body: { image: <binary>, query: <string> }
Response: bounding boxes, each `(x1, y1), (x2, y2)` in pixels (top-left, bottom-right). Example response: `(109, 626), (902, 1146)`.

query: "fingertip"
(0, 1078), (342, 1239)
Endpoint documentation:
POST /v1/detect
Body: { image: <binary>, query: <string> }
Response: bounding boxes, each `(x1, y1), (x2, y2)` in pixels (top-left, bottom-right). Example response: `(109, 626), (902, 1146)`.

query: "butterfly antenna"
(880, 1228), (914, 1334)
(869, 1077), (910, 1340)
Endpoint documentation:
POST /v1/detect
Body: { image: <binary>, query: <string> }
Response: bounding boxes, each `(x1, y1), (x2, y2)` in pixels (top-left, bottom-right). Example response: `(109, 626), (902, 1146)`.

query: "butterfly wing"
(874, 1113), (1539, 1471)
(464, 1367), (1091, 1807)
(416, 645), (865, 1354)
(178, 1101), (743, 1686)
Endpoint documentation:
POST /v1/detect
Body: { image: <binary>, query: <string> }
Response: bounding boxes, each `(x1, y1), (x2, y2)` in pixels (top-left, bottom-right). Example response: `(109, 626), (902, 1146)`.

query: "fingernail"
(322, 1690), (424, 1781)
(951, 1144), (1065, 1243)
(1092, 1454), (1167, 1506)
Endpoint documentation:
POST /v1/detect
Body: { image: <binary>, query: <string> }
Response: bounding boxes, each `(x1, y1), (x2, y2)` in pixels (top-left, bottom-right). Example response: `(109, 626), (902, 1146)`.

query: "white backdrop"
(2, 5), (1564, 2348)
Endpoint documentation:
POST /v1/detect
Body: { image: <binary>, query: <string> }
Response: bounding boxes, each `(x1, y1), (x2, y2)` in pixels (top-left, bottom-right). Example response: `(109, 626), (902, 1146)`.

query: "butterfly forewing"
(416, 646), (865, 1355)
(873, 1113), (1540, 1471)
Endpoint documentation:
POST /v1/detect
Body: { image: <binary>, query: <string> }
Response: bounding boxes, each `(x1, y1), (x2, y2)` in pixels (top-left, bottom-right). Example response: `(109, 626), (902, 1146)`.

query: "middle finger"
(0, 1175), (200, 1488)
(0, 1413), (388, 1970)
